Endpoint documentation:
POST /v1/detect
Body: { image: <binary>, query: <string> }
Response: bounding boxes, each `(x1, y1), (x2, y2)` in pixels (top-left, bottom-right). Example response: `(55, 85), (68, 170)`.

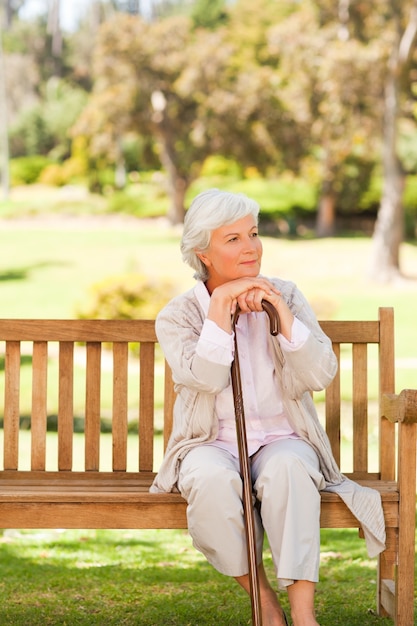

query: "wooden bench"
(0, 308), (415, 625)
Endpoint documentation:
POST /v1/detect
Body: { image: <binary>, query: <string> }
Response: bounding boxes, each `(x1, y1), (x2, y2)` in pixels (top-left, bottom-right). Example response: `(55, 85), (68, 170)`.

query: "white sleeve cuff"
(279, 317), (310, 352)
(196, 318), (235, 365)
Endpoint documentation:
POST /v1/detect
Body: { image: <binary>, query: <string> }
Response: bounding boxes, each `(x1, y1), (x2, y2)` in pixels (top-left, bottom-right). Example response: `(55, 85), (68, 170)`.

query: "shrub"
(38, 156), (88, 186)
(38, 163), (66, 186)
(10, 155), (53, 185)
(105, 183), (168, 218)
(200, 155), (243, 178)
(76, 273), (176, 322)
(403, 175), (417, 238)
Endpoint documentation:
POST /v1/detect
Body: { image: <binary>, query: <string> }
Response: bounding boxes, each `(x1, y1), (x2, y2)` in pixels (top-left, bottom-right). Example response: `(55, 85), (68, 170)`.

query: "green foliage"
(200, 155), (243, 178)
(42, 79), (89, 159)
(106, 190), (140, 214)
(76, 273), (176, 321)
(88, 166), (116, 194)
(121, 135), (160, 173)
(403, 175), (417, 238)
(10, 156), (53, 185)
(191, 0), (229, 29)
(106, 179), (169, 217)
(39, 157), (88, 187)
(357, 169), (383, 212)
(187, 175), (318, 216)
(237, 177), (318, 215)
(333, 156), (376, 214)
(9, 79), (88, 160)
(9, 108), (55, 157)
(398, 121), (417, 172)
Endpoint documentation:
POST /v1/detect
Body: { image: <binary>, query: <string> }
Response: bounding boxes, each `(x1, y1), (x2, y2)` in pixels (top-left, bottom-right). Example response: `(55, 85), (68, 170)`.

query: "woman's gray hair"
(181, 188), (260, 281)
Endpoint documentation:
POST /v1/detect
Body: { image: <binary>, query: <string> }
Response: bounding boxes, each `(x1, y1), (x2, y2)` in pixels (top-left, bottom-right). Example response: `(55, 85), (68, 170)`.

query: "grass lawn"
(0, 527), (401, 625)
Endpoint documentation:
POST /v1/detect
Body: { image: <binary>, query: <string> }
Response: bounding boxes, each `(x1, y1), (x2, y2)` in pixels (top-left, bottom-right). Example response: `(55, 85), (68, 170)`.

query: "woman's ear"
(196, 251), (211, 267)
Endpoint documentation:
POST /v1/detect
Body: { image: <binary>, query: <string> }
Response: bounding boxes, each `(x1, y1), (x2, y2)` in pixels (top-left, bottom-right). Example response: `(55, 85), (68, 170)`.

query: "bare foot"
(261, 585), (288, 626)
(287, 580), (320, 626)
(290, 612), (320, 626)
(234, 566), (287, 626)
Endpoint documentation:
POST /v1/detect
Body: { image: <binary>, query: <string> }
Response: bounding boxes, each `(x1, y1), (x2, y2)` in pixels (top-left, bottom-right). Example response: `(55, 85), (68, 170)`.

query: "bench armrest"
(381, 389), (417, 424)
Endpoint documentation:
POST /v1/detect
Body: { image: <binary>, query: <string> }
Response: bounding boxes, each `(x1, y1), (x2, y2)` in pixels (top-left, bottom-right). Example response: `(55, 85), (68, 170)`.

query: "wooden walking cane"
(231, 300), (280, 626)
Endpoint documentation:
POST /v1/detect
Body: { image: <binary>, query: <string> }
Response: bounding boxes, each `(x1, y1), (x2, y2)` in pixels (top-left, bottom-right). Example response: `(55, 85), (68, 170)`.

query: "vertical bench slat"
(4, 341), (21, 470)
(112, 342), (128, 471)
(352, 343), (368, 473)
(31, 341), (48, 471)
(58, 342), (74, 471)
(85, 342), (102, 471)
(325, 342), (341, 467)
(139, 342), (155, 472)
(396, 420), (417, 625)
(164, 360), (175, 452)
(378, 308), (395, 480)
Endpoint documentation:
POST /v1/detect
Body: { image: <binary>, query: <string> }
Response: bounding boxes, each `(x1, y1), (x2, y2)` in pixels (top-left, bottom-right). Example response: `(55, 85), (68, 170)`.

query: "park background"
(0, 1), (416, 625)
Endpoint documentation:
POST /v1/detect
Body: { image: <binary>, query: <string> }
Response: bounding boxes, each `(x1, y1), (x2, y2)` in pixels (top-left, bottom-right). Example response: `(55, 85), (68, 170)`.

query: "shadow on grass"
(0, 540), (250, 625)
(0, 260), (70, 283)
(0, 528), (406, 625)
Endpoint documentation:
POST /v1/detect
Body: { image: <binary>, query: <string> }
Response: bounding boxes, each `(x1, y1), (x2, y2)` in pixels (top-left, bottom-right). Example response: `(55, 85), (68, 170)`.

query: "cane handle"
(232, 299), (281, 335)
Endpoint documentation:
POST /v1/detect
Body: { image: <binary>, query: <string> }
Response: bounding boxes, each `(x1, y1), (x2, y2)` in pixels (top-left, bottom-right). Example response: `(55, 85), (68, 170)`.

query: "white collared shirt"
(194, 282), (311, 457)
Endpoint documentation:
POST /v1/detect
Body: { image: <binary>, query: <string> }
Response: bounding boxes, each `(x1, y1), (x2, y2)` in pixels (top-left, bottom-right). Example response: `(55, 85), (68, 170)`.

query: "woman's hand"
(236, 284), (294, 341)
(207, 277), (294, 339)
(258, 288), (294, 341)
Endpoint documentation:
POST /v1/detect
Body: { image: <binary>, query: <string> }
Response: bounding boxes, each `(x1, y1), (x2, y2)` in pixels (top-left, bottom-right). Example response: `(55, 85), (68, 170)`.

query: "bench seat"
(0, 472), (399, 529)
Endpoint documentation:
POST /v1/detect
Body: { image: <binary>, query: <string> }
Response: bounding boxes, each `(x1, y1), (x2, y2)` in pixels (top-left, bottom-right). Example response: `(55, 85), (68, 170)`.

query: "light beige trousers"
(178, 438), (325, 588)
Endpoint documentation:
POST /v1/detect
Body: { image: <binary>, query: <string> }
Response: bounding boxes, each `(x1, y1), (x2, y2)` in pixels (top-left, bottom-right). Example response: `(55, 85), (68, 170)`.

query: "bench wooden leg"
(394, 422), (416, 626)
(377, 423), (416, 625)
(378, 527), (397, 619)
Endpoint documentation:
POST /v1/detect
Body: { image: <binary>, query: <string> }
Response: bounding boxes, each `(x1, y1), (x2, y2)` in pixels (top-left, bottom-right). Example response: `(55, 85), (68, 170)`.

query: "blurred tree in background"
(1, 0), (417, 281)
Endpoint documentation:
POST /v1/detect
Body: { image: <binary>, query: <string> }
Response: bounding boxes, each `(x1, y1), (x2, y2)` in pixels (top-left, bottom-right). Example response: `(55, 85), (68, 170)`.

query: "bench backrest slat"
(139, 342), (155, 472)
(112, 342), (129, 472)
(31, 341), (48, 471)
(85, 342), (102, 471)
(352, 342), (368, 473)
(4, 340), (21, 470)
(58, 342), (74, 471)
(378, 307), (396, 480)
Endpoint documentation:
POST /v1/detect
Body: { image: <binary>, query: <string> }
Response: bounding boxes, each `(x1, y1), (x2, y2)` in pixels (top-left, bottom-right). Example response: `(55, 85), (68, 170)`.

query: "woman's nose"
(244, 237), (258, 251)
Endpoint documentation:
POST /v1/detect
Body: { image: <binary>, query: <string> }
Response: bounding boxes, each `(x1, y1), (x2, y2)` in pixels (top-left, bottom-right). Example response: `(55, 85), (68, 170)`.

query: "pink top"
(194, 281), (310, 457)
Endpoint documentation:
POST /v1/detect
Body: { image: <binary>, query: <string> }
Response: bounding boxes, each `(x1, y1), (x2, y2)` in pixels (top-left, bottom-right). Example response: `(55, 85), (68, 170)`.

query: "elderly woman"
(151, 189), (385, 626)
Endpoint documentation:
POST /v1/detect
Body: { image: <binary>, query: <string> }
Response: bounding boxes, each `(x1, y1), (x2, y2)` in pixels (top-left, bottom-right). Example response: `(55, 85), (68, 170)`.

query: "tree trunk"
(316, 178), (336, 237)
(157, 135), (187, 224)
(0, 28), (9, 200)
(369, 61), (403, 282)
(369, 1), (417, 282)
(166, 175), (187, 225)
(47, 0), (63, 64)
(152, 94), (187, 224)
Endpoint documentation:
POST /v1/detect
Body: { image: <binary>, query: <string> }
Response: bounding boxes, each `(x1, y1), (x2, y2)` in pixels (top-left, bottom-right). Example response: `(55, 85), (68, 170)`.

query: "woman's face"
(199, 214), (263, 290)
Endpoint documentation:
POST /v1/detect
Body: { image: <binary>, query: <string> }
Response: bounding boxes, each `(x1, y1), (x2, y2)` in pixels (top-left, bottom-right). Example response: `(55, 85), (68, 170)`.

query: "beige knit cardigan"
(150, 278), (386, 558)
